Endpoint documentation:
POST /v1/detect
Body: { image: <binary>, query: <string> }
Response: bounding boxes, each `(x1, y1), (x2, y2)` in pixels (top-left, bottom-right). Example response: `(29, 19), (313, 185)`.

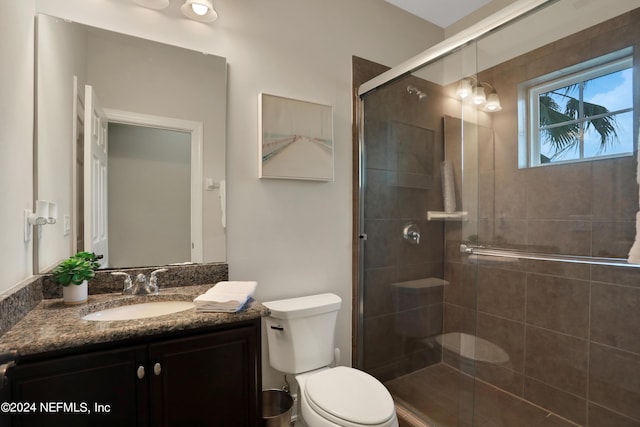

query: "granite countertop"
(0, 284), (269, 358)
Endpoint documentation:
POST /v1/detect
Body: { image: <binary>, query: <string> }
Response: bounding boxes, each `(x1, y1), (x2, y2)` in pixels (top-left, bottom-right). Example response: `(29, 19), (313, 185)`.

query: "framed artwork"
(258, 93), (334, 181)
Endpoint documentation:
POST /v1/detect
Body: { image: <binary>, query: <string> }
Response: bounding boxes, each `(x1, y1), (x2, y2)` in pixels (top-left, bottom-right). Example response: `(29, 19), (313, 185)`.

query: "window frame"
(518, 47), (634, 168)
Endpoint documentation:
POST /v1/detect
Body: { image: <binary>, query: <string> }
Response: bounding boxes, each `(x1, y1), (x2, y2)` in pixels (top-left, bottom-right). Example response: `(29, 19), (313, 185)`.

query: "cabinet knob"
(154, 362), (162, 376)
(137, 365), (145, 379)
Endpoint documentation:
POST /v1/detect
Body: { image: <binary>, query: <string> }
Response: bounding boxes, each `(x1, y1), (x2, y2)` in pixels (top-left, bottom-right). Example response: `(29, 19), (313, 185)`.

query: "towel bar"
(460, 244), (640, 268)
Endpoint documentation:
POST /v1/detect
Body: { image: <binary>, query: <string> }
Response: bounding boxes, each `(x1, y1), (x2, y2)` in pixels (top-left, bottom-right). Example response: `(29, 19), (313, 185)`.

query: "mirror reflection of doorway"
(108, 123), (191, 268)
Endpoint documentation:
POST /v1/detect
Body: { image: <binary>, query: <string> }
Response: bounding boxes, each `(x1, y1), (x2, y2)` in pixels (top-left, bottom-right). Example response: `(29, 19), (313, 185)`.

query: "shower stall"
(354, 1), (640, 426)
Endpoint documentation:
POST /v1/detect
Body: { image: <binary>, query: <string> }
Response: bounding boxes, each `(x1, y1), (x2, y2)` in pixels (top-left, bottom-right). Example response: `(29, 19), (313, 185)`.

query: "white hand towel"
(219, 180), (226, 229)
(441, 160), (456, 213)
(629, 130), (640, 265)
(628, 212), (640, 264)
(194, 281), (257, 312)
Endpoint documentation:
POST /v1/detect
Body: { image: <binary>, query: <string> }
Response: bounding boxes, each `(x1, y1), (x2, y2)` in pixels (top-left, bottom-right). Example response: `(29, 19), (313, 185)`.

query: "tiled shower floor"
(385, 364), (577, 427)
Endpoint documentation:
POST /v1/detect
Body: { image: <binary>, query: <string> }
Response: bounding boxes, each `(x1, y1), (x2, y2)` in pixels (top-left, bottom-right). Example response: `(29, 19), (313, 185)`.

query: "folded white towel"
(194, 281), (257, 312)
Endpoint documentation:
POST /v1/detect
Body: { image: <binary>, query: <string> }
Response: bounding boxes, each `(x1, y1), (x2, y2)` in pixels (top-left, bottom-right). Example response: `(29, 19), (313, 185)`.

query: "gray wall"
(108, 123), (191, 268)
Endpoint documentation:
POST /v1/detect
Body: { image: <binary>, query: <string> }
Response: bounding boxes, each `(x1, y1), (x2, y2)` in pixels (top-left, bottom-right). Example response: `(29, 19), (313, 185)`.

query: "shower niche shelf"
(427, 211), (468, 221)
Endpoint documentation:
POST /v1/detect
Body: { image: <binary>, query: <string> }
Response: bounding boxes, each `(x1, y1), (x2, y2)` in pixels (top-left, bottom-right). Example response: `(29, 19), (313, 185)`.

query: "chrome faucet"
(133, 273), (151, 295)
(112, 268), (168, 295)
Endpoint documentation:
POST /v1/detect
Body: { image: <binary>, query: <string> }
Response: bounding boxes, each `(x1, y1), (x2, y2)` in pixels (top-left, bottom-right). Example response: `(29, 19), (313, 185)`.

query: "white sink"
(82, 301), (195, 321)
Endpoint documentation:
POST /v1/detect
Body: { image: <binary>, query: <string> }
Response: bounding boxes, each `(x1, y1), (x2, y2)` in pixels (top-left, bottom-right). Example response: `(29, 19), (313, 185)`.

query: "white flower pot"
(63, 280), (88, 305)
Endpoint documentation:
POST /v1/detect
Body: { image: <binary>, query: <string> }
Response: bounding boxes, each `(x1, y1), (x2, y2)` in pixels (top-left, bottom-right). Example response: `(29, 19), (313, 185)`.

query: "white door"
(84, 85), (109, 267)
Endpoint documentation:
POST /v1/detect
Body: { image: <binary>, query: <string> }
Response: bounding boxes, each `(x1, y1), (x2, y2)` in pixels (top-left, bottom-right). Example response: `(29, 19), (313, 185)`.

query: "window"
(519, 48), (634, 167)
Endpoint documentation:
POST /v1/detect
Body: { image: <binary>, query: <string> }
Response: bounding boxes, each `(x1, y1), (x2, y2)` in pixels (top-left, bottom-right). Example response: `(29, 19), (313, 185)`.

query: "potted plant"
(73, 251), (103, 270)
(52, 253), (100, 305)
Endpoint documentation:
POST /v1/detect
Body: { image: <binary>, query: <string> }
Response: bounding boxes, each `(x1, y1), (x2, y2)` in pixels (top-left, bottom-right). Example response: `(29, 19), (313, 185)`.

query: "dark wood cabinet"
(148, 326), (259, 427)
(7, 320), (261, 427)
(9, 345), (147, 427)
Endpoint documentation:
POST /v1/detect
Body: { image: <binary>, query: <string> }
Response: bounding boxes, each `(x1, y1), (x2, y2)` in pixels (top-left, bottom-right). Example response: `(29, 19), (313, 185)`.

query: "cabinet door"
(148, 325), (260, 427)
(9, 345), (148, 427)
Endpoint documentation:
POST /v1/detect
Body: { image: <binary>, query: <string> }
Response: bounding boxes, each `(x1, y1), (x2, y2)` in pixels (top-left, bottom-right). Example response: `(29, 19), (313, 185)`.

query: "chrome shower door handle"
(403, 223), (421, 245)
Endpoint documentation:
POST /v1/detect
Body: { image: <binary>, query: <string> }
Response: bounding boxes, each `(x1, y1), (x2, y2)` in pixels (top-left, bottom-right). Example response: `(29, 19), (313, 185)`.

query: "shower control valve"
(403, 223), (421, 245)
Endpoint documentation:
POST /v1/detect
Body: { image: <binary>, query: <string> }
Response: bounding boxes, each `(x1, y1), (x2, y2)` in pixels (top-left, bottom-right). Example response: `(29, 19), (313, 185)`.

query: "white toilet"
(263, 293), (398, 427)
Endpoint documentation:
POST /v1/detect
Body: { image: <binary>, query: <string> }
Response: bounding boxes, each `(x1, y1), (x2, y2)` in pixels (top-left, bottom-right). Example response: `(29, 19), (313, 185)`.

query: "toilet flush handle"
(270, 325), (284, 331)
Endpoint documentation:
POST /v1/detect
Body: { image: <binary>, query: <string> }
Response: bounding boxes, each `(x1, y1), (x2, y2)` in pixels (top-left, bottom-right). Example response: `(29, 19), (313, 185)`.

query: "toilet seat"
(304, 366), (395, 426)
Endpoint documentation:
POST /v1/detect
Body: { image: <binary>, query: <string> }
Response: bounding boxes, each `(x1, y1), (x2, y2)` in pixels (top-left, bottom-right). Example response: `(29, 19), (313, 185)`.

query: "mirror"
(35, 14), (227, 273)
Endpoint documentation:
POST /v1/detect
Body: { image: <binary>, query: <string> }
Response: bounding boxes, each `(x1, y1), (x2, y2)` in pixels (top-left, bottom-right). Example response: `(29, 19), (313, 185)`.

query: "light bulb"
(191, 3), (209, 15)
(472, 86), (486, 105)
(484, 93), (502, 112)
(181, 0), (217, 22)
(457, 79), (472, 99)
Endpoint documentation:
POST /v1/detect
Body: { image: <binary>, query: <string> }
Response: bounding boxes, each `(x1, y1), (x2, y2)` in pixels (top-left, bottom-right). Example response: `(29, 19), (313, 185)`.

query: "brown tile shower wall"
(444, 9), (640, 427)
(354, 57), (448, 382)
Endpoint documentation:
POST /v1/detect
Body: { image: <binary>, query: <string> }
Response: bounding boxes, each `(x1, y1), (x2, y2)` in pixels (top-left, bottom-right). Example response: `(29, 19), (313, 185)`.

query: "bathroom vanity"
(0, 285), (267, 427)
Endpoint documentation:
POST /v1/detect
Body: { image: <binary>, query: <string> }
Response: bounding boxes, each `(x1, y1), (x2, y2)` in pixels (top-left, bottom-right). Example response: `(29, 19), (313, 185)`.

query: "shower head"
(407, 85), (427, 102)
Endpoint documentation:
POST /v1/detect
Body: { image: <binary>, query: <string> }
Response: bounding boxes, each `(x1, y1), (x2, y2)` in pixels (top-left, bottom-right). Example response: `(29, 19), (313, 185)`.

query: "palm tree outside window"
(519, 48), (634, 167)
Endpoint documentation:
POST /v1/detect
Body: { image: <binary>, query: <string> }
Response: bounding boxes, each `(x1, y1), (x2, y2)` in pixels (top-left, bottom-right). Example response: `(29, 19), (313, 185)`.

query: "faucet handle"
(111, 272), (133, 294)
(150, 268), (168, 279)
(148, 269), (168, 294)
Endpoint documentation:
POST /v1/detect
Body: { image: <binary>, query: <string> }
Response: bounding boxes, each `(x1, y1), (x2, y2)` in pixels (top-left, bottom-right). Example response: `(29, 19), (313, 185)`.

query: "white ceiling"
(385, 0), (493, 28)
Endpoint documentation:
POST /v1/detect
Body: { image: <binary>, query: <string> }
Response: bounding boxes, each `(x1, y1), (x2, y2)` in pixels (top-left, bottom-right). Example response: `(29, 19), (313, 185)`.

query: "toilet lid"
(305, 367), (395, 425)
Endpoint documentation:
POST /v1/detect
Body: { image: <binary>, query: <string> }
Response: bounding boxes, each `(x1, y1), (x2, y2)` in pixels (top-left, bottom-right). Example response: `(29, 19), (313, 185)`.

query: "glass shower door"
(357, 2), (640, 426)
(356, 39), (483, 426)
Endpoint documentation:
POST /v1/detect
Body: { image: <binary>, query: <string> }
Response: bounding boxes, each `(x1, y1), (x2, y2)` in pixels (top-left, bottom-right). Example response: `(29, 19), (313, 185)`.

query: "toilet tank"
(263, 293), (341, 374)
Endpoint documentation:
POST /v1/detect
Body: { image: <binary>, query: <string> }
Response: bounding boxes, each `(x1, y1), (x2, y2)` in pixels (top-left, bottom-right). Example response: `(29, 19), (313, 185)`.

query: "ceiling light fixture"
(181, 0), (218, 22)
(457, 77), (502, 113)
(133, 0), (169, 10)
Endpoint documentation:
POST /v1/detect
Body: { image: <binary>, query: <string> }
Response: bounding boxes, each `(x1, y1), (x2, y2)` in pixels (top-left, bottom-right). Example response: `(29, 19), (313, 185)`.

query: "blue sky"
(584, 68), (633, 157)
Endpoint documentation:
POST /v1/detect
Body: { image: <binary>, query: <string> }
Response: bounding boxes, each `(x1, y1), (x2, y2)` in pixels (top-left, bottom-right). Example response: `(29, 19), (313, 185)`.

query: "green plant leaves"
(52, 255), (98, 286)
